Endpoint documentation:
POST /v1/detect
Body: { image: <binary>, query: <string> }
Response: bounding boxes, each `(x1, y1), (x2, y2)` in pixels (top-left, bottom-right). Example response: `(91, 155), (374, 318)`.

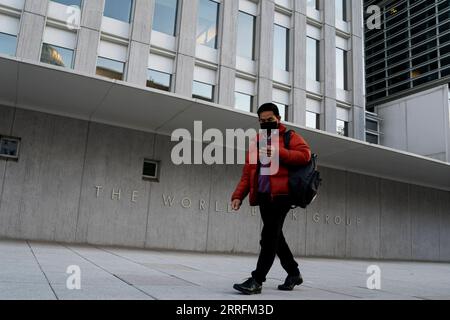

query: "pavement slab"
(0, 240), (449, 300)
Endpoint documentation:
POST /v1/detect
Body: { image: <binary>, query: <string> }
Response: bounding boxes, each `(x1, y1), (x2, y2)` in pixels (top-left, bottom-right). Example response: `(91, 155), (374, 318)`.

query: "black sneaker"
(278, 274), (303, 291)
(233, 277), (262, 295)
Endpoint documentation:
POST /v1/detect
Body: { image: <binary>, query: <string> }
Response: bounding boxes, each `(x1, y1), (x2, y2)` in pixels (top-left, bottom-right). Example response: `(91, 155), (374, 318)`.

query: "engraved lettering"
(199, 199), (206, 211)
(112, 189), (121, 200)
(215, 201), (222, 212)
(334, 216), (342, 225)
(313, 213), (320, 223)
(346, 217), (352, 226)
(131, 191), (138, 203)
(95, 186), (103, 198)
(181, 197), (192, 209)
(162, 194), (175, 207)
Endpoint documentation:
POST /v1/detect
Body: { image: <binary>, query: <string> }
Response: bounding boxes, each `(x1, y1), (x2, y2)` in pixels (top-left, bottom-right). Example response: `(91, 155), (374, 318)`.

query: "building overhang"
(1, 56), (450, 191)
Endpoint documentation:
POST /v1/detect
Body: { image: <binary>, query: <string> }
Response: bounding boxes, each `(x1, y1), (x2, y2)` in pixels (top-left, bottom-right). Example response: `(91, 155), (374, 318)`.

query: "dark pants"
(251, 193), (300, 284)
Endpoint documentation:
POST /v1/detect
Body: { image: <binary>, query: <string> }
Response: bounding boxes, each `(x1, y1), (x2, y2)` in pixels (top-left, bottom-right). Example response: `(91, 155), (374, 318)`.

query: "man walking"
(231, 103), (311, 295)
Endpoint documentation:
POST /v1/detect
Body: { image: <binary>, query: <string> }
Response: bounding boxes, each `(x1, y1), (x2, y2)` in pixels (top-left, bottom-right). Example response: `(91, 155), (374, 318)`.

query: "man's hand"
(259, 146), (275, 158)
(231, 199), (242, 211)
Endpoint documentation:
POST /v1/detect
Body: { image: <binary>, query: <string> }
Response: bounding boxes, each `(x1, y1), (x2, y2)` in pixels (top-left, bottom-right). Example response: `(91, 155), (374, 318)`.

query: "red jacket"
(231, 124), (311, 206)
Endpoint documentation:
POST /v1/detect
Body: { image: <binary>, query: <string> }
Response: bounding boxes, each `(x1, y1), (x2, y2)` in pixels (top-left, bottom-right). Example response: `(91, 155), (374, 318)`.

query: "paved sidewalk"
(0, 240), (449, 300)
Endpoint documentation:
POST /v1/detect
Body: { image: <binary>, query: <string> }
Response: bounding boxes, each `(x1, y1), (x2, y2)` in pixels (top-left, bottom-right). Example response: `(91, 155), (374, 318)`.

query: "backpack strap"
(284, 130), (293, 150)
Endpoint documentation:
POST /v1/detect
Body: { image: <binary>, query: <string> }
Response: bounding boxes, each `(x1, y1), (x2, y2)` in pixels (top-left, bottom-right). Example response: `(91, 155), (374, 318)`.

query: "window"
(153, 0), (178, 36)
(193, 81), (214, 102)
(366, 133), (378, 144)
(274, 24), (289, 71)
(366, 119), (378, 132)
(337, 119), (349, 137)
(96, 57), (125, 80)
(40, 43), (74, 68)
(274, 102), (287, 121)
(336, 0), (348, 22)
(147, 69), (171, 91)
(51, 0), (81, 6)
(235, 77), (255, 111)
(40, 26), (77, 69)
(96, 40), (127, 80)
(307, 0), (320, 10)
(0, 32), (17, 56)
(235, 92), (253, 112)
(307, 37), (320, 81)
(0, 136), (21, 160)
(0, 14), (19, 56)
(273, 88), (289, 121)
(197, 0), (219, 49)
(237, 11), (256, 60)
(337, 106), (349, 136)
(306, 98), (321, 128)
(143, 159), (160, 181)
(193, 65), (216, 102)
(336, 48), (348, 90)
(306, 111), (320, 129)
(104, 0), (133, 23)
(148, 53), (174, 91)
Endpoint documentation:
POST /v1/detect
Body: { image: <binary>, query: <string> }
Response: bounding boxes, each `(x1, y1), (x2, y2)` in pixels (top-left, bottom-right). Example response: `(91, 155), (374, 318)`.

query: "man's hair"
(257, 103), (280, 118)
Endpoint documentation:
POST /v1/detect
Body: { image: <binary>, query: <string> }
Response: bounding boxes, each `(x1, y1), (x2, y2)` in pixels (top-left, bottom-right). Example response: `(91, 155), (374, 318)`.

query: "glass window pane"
(366, 119), (378, 131)
(147, 69), (171, 91)
(274, 24), (289, 70)
(51, 0), (81, 6)
(0, 137), (19, 158)
(153, 0), (178, 36)
(235, 92), (253, 112)
(104, 0), (133, 23)
(337, 119), (349, 136)
(0, 32), (17, 56)
(336, 0), (347, 21)
(274, 102), (287, 121)
(366, 133), (379, 144)
(96, 57), (124, 80)
(307, 0), (319, 10)
(196, 0), (219, 49)
(307, 37), (319, 81)
(336, 48), (343, 89)
(193, 81), (214, 101)
(306, 111), (320, 129)
(336, 48), (348, 90)
(40, 43), (74, 68)
(237, 11), (255, 60)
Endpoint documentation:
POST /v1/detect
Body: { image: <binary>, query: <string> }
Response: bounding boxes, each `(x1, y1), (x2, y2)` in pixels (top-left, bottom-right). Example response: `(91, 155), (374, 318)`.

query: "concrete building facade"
(376, 84), (450, 163)
(364, 0), (450, 108)
(1, 0), (450, 262)
(0, 0), (367, 139)
(363, 0), (450, 157)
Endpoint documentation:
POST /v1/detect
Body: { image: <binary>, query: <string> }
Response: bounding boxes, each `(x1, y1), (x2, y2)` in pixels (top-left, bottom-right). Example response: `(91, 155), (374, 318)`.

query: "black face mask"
(260, 121), (279, 135)
(260, 121), (279, 130)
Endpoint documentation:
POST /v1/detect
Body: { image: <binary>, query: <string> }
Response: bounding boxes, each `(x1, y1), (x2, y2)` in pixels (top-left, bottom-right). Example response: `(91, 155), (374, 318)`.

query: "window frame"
(192, 80), (215, 102)
(40, 42), (75, 69)
(96, 56), (126, 80)
(103, 0), (134, 23)
(152, 0), (179, 36)
(237, 10), (256, 60)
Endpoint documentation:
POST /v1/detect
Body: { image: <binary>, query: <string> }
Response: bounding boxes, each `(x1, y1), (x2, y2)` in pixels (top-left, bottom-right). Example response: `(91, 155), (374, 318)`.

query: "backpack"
(284, 130), (322, 209)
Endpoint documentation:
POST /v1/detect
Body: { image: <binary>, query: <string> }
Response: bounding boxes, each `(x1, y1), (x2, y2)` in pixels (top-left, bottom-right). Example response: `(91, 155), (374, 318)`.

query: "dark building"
(364, 0), (450, 110)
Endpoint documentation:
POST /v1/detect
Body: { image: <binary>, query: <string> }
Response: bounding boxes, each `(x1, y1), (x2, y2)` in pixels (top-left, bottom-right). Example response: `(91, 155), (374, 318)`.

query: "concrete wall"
(1, 105), (450, 262)
(376, 84), (450, 163)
